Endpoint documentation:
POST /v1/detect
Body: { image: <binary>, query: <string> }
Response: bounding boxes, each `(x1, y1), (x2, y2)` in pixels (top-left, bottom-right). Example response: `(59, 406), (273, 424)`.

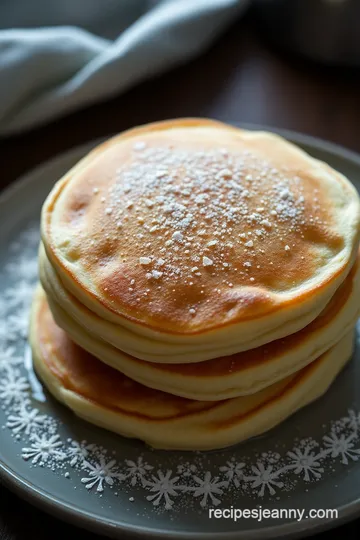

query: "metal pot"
(253, 0), (360, 67)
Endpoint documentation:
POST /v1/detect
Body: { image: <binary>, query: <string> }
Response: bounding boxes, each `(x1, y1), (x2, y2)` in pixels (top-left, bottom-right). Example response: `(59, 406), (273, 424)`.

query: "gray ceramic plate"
(0, 127), (360, 540)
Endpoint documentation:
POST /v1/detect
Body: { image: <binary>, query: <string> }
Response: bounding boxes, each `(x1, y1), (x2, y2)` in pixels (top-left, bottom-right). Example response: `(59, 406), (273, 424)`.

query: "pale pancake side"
(30, 286), (355, 450)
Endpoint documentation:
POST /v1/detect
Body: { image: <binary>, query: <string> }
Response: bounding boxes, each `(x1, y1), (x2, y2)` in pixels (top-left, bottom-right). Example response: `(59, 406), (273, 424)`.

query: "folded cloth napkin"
(0, 0), (249, 135)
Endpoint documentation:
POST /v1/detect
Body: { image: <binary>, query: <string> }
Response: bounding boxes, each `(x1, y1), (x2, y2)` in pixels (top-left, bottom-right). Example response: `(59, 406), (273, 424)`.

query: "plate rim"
(1, 125), (360, 540)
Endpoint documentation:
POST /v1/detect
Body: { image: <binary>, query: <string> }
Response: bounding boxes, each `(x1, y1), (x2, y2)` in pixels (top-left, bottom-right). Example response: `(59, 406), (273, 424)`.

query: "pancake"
(30, 285), (355, 450)
(40, 240), (360, 366)
(41, 119), (360, 360)
(41, 243), (355, 363)
(39, 250), (360, 400)
(41, 248), (360, 399)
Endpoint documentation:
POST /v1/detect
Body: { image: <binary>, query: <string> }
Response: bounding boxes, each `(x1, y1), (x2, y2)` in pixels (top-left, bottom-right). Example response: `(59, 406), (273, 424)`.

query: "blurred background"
(0, 0), (360, 195)
(1, 1), (360, 539)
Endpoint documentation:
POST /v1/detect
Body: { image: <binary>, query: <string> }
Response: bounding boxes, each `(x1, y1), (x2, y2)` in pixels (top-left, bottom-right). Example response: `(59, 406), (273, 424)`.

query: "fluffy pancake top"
(41, 119), (360, 334)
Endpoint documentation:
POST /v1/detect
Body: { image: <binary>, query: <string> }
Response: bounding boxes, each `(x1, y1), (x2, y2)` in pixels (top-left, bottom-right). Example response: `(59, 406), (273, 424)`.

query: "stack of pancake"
(30, 119), (360, 450)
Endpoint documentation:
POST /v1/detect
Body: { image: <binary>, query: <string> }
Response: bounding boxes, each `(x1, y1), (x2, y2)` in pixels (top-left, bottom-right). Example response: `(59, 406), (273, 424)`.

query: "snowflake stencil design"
(0, 320), (25, 343)
(0, 319), (13, 345)
(6, 405), (46, 435)
(188, 471), (228, 507)
(0, 297), (7, 318)
(9, 225), (39, 253)
(3, 281), (34, 310)
(4, 257), (39, 282)
(345, 409), (360, 433)
(67, 440), (95, 467)
(121, 456), (153, 486)
(145, 470), (184, 509)
(0, 369), (29, 406)
(176, 463), (198, 478)
(286, 447), (324, 481)
(220, 459), (246, 487)
(7, 311), (29, 340)
(244, 463), (284, 497)
(22, 434), (65, 464)
(0, 317), (21, 344)
(322, 433), (360, 465)
(81, 457), (120, 492)
(0, 346), (23, 371)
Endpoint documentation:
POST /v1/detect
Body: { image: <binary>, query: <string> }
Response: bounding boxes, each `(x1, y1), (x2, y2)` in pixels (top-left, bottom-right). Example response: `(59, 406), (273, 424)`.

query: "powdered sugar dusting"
(94, 142), (321, 301)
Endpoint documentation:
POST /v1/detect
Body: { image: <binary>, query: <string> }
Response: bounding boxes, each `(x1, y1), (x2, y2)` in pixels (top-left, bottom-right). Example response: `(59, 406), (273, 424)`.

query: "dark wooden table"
(1, 12), (360, 540)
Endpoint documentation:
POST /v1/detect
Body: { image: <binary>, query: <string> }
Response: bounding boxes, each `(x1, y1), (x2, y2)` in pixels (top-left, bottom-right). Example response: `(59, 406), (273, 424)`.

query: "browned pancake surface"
(43, 119), (360, 334)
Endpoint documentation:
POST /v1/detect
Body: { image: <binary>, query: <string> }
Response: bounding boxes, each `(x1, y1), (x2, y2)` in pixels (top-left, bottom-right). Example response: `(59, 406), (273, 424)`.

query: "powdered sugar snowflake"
(3, 281), (34, 310)
(0, 319), (13, 344)
(22, 434), (65, 464)
(176, 463), (197, 477)
(67, 440), (96, 467)
(244, 463), (284, 497)
(344, 409), (360, 433)
(188, 471), (228, 507)
(6, 405), (46, 435)
(220, 459), (246, 487)
(0, 297), (7, 318)
(0, 346), (23, 371)
(81, 457), (120, 492)
(9, 225), (39, 253)
(7, 311), (29, 340)
(0, 317), (24, 343)
(145, 470), (184, 509)
(0, 369), (29, 406)
(286, 447), (324, 481)
(5, 257), (38, 282)
(121, 456), (153, 486)
(322, 433), (360, 465)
